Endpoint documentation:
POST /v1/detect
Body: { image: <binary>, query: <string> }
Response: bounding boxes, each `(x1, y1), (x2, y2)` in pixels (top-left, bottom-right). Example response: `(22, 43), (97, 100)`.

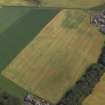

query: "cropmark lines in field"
(2, 9), (105, 103)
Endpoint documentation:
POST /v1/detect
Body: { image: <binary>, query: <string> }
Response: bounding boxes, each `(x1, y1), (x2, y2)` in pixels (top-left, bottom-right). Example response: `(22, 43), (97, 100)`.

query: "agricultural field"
(2, 9), (105, 103)
(0, 6), (59, 103)
(0, 6), (31, 34)
(41, 0), (104, 8)
(83, 73), (105, 105)
(0, 6), (59, 72)
(0, 0), (104, 8)
(0, 0), (30, 6)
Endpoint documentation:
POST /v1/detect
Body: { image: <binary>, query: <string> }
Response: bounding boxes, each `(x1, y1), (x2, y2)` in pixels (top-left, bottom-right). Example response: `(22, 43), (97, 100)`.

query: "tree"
(0, 90), (20, 105)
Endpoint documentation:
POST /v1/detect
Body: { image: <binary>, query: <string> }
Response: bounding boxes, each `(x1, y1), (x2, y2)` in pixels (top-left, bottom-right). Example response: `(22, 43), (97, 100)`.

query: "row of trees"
(0, 89), (20, 105)
(98, 45), (105, 65)
(57, 45), (105, 105)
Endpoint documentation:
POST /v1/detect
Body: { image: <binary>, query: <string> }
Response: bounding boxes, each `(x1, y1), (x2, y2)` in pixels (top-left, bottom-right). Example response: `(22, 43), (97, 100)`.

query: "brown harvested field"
(2, 10), (105, 103)
(83, 73), (105, 105)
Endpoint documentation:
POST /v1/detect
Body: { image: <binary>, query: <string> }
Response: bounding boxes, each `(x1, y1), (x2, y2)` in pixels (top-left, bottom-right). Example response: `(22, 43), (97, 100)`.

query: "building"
(100, 25), (105, 33)
(91, 10), (105, 34)
(91, 15), (101, 25)
(24, 94), (53, 105)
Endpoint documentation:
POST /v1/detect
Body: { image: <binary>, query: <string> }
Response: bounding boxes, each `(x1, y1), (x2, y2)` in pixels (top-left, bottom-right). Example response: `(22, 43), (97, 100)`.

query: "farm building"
(100, 25), (105, 33)
(91, 15), (105, 25)
(91, 15), (101, 25)
(91, 10), (105, 33)
(24, 95), (52, 105)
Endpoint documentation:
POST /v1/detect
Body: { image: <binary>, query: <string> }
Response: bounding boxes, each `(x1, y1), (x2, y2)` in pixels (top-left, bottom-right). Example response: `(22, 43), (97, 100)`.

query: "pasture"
(2, 9), (105, 103)
(83, 73), (105, 105)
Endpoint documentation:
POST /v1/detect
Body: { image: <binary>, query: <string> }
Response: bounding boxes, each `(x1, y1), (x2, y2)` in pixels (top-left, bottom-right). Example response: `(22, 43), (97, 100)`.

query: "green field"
(2, 9), (105, 103)
(0, 6), (59, 102)
(0, 6), (59, 72)
(0, 76), (27, 99)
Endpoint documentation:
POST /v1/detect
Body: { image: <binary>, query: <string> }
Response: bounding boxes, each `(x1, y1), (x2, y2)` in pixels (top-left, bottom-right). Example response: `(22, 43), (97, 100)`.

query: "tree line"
(57, 44), (105, 105)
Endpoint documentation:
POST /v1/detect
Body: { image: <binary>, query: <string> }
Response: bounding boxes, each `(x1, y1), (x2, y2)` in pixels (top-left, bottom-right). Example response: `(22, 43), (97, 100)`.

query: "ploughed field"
(2, 9), (105, 103)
